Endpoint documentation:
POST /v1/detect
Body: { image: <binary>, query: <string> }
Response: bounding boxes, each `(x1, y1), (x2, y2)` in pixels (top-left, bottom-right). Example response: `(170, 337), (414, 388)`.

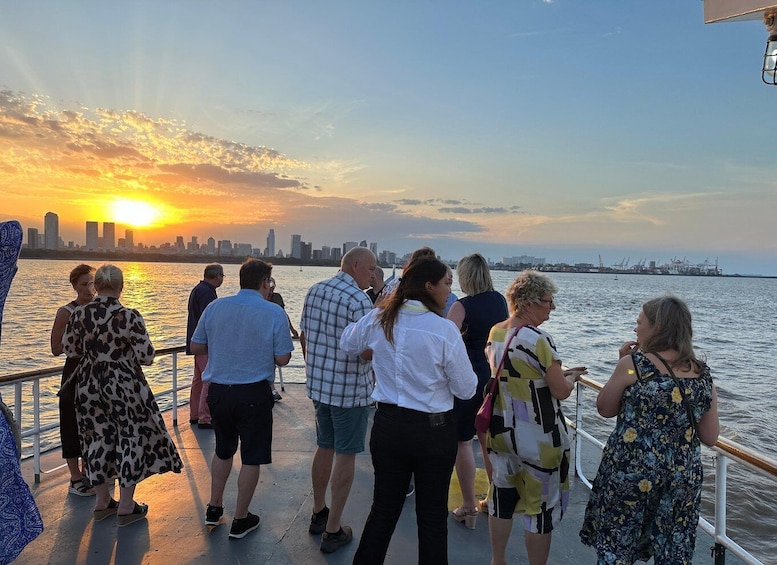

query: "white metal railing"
(570, 376), (776, 565)
(0, 347), (308, 484)
(4, 359), (774, 563)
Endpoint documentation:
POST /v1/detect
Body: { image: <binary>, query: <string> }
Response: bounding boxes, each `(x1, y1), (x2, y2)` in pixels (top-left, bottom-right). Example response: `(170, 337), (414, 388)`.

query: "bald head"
(341, 247), (377, 290)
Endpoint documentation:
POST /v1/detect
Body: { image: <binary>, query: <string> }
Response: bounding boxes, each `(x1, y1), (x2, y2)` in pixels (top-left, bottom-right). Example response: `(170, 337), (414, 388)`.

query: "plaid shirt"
(300, 271), (374, 407)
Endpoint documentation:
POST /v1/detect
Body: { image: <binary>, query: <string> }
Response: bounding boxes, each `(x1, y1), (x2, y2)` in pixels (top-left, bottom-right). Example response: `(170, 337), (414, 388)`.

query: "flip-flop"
(93, 499), (119, 521)
(117, 502), (149, 527)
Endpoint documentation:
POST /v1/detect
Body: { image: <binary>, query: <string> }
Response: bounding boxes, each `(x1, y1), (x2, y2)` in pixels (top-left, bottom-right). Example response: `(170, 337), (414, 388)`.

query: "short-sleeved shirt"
(192, 289), (294, 385)
(186, 280), (218, 354)
(300, 271), (374, 407)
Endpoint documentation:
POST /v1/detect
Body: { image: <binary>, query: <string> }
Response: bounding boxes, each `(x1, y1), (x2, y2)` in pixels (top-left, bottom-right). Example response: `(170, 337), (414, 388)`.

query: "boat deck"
(17, 383), (740, 564)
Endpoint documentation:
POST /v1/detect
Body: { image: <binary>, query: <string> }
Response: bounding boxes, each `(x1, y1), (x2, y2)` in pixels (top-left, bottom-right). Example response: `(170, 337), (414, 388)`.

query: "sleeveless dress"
(453, 290), (508, 440)
(63, 296), (183, 487)
(579, 352), (714, 564)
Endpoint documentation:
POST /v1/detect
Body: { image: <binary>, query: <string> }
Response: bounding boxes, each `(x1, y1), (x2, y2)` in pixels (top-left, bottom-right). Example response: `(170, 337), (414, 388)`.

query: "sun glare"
(110, 198), (161, 227)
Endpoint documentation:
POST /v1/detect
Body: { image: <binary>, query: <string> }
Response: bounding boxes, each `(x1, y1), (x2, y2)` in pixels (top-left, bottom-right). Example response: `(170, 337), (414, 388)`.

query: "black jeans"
(353, 403), (458, 565)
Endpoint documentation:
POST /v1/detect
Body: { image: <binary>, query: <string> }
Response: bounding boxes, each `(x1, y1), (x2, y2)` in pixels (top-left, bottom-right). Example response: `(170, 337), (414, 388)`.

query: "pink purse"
(474, 325), (523, 434)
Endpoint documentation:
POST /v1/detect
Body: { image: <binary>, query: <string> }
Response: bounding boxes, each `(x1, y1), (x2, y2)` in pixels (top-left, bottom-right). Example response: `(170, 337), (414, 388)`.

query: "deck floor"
(17, 383), (735, 564)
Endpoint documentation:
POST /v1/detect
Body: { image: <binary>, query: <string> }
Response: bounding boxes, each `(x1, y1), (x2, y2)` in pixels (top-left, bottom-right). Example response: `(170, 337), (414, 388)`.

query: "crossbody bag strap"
(486, 325), (526, 396)
(652, 351), (699, 435)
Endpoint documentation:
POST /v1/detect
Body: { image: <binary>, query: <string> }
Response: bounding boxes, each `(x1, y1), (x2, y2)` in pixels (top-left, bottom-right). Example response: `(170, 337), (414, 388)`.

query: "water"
(2, 260), (776, 561)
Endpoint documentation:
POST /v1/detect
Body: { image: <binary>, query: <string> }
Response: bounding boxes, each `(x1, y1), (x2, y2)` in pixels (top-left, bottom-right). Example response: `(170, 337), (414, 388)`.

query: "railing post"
(574, 382), (583, 478)
(33, 379), (41, 484)
(14, 382), (21, 426)
(172, 352), (178, 427)
(714, 454), (727, 565)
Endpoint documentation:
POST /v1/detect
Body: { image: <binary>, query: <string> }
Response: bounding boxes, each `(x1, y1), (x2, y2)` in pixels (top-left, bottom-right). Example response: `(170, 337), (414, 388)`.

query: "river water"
(1, 259), (776, 561)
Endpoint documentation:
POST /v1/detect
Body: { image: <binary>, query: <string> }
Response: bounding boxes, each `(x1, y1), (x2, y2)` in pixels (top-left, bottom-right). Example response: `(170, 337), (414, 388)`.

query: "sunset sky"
(1, 1), (776, 275)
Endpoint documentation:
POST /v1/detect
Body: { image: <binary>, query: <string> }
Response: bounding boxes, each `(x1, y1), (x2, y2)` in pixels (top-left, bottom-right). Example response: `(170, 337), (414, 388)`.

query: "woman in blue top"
(447, 253), (508, 529)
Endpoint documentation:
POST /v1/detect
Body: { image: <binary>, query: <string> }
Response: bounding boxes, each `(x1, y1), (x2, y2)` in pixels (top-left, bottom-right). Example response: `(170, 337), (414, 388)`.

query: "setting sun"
(111, 198), (161, 227)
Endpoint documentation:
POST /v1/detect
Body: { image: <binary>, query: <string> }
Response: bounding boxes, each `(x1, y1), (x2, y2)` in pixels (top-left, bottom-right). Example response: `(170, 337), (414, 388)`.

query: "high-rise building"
(301, 241), (312, 261)
(291, 234), (302, 259)
(266, 229), (275, 258)
(85, 221), (99, 251)
(321, 245), (331, 260)
(331, 247), (342, 263)
(27, 228), (39, 250)
(369, 242), (378, 256)
(343, 241), (358, 255)
(44, 212), (59, 250)
(103, 222), (115, 251)
(125, 229), (134, 251)
(175, 236), (185, 252)
(207, 237), (216, 254)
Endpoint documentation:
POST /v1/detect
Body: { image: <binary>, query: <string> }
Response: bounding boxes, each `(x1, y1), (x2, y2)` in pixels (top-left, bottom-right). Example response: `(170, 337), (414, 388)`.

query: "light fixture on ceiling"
(762, 12), (777, 84)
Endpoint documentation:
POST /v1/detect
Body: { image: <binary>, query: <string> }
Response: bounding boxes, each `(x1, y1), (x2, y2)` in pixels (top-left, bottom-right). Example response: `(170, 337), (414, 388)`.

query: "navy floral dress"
(579, 352), (714, 564)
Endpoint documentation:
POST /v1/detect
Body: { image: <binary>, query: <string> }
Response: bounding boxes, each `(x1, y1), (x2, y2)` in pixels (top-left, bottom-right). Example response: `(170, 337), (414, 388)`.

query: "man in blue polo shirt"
(190, 258), (293, 540)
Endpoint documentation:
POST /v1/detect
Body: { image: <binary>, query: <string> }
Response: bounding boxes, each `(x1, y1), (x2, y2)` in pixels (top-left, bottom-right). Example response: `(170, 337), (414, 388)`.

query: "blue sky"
(1, 1), (776, 275)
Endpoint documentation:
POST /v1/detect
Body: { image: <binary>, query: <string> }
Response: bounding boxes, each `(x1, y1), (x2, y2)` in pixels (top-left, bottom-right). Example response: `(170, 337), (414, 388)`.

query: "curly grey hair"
(505, 270), (558, 315)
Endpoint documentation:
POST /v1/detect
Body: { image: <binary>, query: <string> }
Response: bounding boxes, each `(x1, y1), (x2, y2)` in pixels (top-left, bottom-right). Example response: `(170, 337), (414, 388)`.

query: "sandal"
(117, 502), (148, 527)
(452, 506), (478, 529)
(69, 477), (95, 497)
(93, 499), (119, 521)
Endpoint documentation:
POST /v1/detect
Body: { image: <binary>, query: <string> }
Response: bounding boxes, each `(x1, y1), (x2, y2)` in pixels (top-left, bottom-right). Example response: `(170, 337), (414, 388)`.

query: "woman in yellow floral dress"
(579, 296), (719, 564)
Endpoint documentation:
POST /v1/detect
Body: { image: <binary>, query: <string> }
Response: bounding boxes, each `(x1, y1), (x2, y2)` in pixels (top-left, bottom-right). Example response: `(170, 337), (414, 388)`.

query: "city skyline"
(2, 3), (777, 275)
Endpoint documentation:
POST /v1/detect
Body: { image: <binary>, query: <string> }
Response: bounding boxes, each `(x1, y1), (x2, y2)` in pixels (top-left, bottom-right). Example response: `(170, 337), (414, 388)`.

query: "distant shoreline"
(18, 249), (777, 279)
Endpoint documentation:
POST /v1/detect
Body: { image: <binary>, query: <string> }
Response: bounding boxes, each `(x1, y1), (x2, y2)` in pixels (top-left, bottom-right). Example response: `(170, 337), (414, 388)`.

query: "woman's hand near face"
(619, 341), (639, 359)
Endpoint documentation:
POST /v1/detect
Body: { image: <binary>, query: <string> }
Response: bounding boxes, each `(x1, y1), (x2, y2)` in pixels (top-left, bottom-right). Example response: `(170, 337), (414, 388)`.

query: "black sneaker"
(229, 512), (260, 539)
(320, 525), (353, 553)
(205, 504), (223, 526)
(309, 505), (329, 534)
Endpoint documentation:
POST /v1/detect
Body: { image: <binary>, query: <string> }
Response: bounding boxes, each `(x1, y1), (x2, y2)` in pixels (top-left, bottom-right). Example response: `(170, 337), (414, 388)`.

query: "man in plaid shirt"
(300, 246), (376, 553)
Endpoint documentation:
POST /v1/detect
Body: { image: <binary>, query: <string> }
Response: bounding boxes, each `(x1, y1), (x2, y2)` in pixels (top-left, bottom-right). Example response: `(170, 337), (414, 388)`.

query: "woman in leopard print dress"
(63, 264), (182, 526)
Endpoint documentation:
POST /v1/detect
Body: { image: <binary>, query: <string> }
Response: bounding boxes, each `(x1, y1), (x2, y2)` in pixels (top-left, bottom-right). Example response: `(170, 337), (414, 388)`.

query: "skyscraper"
(267, 229), (276, 257)
(27, 227), (39, 250)
(125, 229), (134, 251)
(85, 221), (98, 251)
(44, 212), (59, 250)
(291, 234), (301, 259)
(103, 222), (116, 251)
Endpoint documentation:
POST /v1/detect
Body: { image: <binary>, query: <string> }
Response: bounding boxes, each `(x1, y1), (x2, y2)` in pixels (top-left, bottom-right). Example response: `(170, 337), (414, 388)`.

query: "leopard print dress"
(63, 295), (183, 487)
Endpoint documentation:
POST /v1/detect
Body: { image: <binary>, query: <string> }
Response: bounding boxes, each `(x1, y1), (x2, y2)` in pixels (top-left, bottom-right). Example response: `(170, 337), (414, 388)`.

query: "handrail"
(2, 357), (775, 563)
(572, 377), (775, 565)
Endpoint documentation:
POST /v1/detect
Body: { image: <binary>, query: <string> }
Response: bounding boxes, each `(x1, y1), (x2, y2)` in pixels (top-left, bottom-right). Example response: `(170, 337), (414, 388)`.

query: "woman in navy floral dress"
(580, 296), (719, 564)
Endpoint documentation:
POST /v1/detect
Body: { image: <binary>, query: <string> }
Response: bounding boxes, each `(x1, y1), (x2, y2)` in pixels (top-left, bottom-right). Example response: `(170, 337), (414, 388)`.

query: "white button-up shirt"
(340, 300), (477, 413)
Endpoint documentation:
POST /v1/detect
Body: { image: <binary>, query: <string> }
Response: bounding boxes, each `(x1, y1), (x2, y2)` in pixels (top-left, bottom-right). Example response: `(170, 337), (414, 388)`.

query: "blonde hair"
(94, 264), (123, 293)
(505, 270), (558, 315)
(456, 253), (493, 296)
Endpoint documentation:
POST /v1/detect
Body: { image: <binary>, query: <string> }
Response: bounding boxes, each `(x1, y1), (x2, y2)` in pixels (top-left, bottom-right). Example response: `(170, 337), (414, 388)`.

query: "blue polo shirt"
(192, 289), (294, 385)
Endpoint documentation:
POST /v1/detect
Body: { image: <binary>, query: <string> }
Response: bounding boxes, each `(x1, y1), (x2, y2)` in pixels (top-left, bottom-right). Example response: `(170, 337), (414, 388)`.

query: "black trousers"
(353, 403), (458, 565)
(59, 356), (81, 460)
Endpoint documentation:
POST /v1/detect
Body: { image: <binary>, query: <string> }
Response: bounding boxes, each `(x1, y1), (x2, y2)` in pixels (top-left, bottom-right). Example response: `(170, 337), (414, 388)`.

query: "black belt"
(376, 402), (453, 428)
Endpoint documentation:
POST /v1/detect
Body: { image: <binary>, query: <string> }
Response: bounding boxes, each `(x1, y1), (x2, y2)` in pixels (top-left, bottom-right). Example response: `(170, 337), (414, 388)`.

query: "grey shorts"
(313, 401), (369, 455)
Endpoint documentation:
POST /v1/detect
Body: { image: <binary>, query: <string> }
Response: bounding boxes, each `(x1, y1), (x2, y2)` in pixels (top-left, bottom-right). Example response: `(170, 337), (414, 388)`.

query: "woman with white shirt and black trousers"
(341, 256), (477, 565)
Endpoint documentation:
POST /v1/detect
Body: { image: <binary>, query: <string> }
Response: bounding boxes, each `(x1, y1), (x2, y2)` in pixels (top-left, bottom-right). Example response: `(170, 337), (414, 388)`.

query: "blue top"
(458, 290), (508, 384)
(186, 279), (218, 354)
(192, 289), (294, 385)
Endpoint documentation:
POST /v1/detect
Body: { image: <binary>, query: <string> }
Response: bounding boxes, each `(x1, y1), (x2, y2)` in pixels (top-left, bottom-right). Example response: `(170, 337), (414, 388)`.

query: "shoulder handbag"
(636, 352), (699, 436)
(474, 325), (524, 434)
